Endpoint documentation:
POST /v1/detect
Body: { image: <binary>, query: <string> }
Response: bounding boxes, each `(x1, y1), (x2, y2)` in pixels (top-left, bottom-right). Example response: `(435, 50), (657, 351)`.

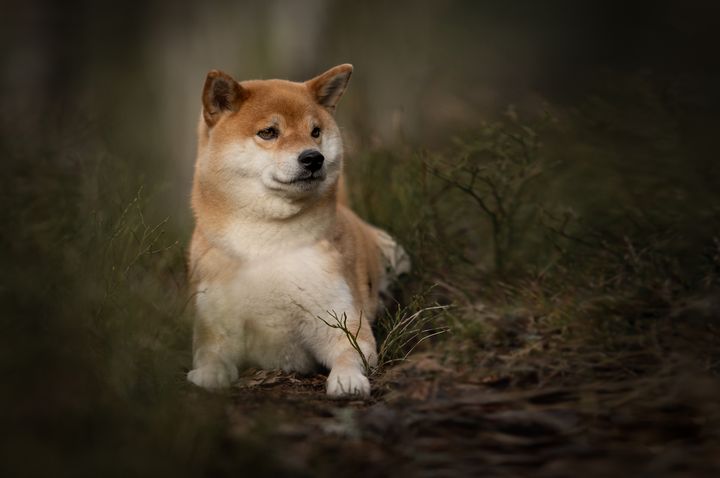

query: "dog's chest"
(196, 245), (350, 371)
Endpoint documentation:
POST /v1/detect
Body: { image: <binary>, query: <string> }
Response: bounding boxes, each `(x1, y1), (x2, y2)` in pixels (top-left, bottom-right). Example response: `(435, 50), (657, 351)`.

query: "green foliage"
(427, 114), (554, 274)
(0, 141), (235, 476)
(347, 81), (719, 366)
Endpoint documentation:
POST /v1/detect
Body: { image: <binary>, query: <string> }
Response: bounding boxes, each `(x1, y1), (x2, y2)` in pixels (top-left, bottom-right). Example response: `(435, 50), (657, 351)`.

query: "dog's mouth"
(272, 172), (326, 186)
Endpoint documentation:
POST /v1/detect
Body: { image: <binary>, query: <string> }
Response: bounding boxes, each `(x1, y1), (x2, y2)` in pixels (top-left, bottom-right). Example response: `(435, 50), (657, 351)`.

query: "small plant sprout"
(316, 311), (373, 375)
(317, 295), (449, 375)
(376, 303), (449, 369)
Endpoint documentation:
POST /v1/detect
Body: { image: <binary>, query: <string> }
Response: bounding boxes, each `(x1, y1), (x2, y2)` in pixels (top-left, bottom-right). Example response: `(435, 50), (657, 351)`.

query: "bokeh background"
(5, 0), (719, 222)
(2, 1), (720, 476)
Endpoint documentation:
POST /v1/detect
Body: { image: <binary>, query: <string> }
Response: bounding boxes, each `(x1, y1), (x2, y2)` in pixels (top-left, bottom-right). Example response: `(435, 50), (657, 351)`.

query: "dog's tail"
(374, 228), (411, 299)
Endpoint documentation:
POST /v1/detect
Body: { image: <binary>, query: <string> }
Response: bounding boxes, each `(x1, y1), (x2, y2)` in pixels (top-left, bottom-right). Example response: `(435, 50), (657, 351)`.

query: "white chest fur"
(195, 244), (355, 373)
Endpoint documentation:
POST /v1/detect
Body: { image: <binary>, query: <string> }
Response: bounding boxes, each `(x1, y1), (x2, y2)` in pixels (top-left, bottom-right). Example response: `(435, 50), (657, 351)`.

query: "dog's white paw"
(326, 366), (371, 398)
(187, 363), (238, 390)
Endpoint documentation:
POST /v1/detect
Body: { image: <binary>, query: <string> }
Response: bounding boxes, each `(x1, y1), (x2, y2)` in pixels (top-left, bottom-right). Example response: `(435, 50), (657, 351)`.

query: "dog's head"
(195, 64), (352, 212)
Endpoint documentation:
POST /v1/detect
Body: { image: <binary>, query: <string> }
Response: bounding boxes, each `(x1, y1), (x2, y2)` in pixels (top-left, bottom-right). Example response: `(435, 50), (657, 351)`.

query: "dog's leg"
(187, 320), (238, 390)
(303, 306), (377, 398)
(325, 331), (377, 398)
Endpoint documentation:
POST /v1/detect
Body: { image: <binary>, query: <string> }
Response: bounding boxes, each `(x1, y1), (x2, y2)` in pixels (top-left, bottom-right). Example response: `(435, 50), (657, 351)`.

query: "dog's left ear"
(305, 64), (353, 112)
(202, 70), (246, 127)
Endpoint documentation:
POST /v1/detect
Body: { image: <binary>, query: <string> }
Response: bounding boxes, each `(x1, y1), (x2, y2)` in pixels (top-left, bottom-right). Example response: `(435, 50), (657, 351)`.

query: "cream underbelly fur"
(186, 64), (409, 397)
(192, 239), (358, 376)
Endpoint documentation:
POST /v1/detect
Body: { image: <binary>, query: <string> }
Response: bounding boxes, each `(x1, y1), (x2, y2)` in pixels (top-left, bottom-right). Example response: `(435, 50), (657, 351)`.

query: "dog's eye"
(311, 127), (321, 138)
(257, 127), (278, 140)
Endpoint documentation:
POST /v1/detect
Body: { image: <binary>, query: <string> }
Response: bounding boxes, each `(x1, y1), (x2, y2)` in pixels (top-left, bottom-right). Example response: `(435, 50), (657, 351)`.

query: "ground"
(207, 308), (720, 478)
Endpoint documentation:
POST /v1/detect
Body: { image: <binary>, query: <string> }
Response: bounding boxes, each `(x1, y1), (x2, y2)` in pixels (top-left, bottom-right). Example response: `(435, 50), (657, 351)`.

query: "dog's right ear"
(305, 64), (353, 112)
(202, 70), (246, 127)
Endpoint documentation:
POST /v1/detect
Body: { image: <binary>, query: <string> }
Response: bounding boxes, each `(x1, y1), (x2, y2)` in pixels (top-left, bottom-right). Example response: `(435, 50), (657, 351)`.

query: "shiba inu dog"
(187, 64), (409, 397)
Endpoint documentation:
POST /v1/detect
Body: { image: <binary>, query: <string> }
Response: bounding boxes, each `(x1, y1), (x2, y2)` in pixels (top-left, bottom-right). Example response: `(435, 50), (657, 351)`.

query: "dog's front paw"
(187, 363), (238, 390)
(326, 366), (371, 398)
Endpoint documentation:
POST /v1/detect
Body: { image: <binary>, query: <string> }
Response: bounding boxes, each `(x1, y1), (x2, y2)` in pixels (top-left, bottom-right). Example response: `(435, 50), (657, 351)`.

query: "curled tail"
(374, 228), (411, 298)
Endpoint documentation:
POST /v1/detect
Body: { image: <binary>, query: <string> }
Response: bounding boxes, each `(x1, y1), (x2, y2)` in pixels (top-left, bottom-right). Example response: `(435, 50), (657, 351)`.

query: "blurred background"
(2, 0), (720, 476)
(4, 0), (718, 222)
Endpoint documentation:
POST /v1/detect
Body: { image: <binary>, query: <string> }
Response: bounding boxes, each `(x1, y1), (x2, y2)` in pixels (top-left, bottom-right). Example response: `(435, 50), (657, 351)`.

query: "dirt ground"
(218, 329), (720, 478)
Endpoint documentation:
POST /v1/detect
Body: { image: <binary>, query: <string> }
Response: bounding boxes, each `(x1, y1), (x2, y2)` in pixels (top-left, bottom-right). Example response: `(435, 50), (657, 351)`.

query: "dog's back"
(332, 205), (410, 321)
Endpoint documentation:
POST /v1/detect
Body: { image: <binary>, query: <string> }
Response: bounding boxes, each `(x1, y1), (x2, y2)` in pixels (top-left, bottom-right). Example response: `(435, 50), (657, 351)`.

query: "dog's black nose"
(298, 149), (324, 173)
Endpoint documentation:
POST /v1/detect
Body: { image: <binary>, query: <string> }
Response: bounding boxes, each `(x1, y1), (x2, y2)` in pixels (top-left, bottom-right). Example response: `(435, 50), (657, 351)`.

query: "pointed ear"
(202, 70), (246, 127)
(305, 64), (353, 112)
